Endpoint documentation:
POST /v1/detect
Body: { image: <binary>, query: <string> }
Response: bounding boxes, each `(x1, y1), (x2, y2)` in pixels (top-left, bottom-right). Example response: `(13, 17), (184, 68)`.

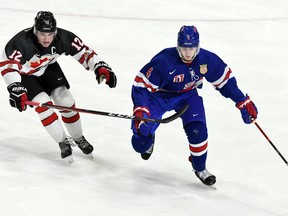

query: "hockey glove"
(133, 106), (151, 136)
(7, 82), (28, 112)
(94, 61), (117, 88)
(236, 95), (258, 124)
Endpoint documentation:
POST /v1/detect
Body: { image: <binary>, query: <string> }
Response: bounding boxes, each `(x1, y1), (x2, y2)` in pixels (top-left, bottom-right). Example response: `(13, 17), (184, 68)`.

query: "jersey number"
(9, 50), (22, 62)
(71, 37), (84, 51)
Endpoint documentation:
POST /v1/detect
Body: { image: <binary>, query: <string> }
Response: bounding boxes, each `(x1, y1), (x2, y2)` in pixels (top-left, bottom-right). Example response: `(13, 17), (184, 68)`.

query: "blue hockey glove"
(133, 106), (151, 136)
(7, 82), (28, 112)
(236, 95), (258, 124)
(94, 61), (117, 88)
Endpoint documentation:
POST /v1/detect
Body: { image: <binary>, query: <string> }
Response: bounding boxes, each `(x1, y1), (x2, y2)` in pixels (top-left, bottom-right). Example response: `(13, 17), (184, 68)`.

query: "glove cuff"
(236, 95), (251, 109)
(94, 61), (111, 75)
(133, 106), (150, 116)
(7, 82), (27, 93)
(7, 82), (20, 91)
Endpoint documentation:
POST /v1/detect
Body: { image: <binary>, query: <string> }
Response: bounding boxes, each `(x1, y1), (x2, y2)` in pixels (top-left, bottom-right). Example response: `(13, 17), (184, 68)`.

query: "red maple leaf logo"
(30, 57), (49, 68)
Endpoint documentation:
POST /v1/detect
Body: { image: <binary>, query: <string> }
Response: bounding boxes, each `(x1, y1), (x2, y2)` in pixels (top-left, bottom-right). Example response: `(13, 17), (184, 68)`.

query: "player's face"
(178, 47), (197, 62)
(35, 31), (55, 48)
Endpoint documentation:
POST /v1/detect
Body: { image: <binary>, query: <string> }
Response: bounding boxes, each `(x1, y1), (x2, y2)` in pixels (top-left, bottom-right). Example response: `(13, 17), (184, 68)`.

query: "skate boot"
(194, 169), (216, 186)
(141, 144), (154, 160)
(140, 135), (155, 160)
(59, 138), (73, 162)
(74, 135), (94, 155)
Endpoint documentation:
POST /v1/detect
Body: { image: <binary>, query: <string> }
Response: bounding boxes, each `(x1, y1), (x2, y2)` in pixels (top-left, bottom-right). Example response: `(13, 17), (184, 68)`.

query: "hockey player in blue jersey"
(130, 25), (258, 186)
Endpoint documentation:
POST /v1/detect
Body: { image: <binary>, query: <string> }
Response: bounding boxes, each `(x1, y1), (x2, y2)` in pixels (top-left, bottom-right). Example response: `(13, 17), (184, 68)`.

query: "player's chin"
(41, 43), (51, 48)
(182, 57), (193, 63)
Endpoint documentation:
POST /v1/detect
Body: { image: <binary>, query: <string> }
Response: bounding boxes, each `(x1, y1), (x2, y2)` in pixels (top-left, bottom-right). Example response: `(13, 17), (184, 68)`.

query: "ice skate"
(194, 169), (216, 186)
(141, 144), (154, 160)
(59, 138), (73, 163)
(141, 135), (155, 160)
(74, 135), (94, 156)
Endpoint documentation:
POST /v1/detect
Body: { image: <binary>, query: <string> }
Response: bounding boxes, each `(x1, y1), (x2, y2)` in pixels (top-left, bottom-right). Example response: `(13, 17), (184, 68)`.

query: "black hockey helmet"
(34, 11), (57, 33)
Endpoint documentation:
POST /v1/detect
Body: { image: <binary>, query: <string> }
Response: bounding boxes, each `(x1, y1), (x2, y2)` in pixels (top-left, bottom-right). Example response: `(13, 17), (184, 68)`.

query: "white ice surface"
(0, 0), (288, 215)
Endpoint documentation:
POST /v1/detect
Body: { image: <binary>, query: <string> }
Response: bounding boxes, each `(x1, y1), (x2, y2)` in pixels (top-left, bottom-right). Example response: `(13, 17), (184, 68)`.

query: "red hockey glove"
(133, 106), (151, 135)
(94, 61), (117, 88)
(236, 95), (258, 124)
(7, 82), (28, 112)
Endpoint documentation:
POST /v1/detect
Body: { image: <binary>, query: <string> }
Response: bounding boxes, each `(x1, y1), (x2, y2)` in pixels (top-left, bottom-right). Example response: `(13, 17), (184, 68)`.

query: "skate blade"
(208, 185), (217, 190)
(65, 155), (74, 163)
(86, 153), (93, 159)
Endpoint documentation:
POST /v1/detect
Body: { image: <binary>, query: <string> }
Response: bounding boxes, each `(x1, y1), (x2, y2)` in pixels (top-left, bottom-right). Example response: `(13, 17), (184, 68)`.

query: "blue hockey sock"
(184, 121), (208, 171)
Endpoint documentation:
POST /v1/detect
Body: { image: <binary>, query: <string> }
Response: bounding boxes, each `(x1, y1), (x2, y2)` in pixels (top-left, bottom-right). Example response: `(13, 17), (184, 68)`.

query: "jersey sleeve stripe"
(86, 51), (96, 64)
(0, 60), (22, 76)
(133, 72), (159, 92)
(212, 67), (234, 89)
(1, 68), (19, 76)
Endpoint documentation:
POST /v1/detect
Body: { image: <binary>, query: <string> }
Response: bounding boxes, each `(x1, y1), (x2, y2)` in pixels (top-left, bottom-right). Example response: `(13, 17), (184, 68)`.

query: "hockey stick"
(25, 101), (189, 124)
(252, 120), (288, 166)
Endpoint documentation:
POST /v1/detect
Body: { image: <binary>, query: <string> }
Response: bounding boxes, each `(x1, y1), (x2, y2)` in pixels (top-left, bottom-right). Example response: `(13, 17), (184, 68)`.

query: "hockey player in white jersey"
(0, 11), (117, 162)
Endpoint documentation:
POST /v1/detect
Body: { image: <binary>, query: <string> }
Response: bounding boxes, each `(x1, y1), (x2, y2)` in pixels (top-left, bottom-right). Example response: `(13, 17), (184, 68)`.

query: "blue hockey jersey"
(132, 47), (245, 107)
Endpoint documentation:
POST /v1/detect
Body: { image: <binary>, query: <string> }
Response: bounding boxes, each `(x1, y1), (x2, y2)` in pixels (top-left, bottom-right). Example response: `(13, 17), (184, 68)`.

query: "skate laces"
(74, 136), (89, 148)
(59, 138), (72, 147)
(59, 138), (72, 155)
(60, 137), (76, 147)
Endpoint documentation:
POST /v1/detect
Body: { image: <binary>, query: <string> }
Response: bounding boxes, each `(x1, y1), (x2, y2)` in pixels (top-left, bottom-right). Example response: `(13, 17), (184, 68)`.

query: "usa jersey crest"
(200, 64), (208, 74)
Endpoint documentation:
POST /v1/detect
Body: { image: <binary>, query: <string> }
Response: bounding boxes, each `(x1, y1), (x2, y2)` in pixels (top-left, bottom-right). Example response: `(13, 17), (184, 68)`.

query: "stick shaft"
(254, 121), (288, 165)
(25, 101), (188, 124)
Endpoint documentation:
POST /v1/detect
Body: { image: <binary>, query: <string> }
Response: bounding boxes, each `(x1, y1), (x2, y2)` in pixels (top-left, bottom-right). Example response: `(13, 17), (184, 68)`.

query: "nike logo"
(58, 77), (63, 81)
(169, 69), (176, 75)
(192, 114), (199, 117)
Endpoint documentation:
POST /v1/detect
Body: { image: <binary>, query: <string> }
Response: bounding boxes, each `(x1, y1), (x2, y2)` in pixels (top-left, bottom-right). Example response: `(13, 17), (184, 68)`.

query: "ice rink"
(0, 0), (288, 215)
